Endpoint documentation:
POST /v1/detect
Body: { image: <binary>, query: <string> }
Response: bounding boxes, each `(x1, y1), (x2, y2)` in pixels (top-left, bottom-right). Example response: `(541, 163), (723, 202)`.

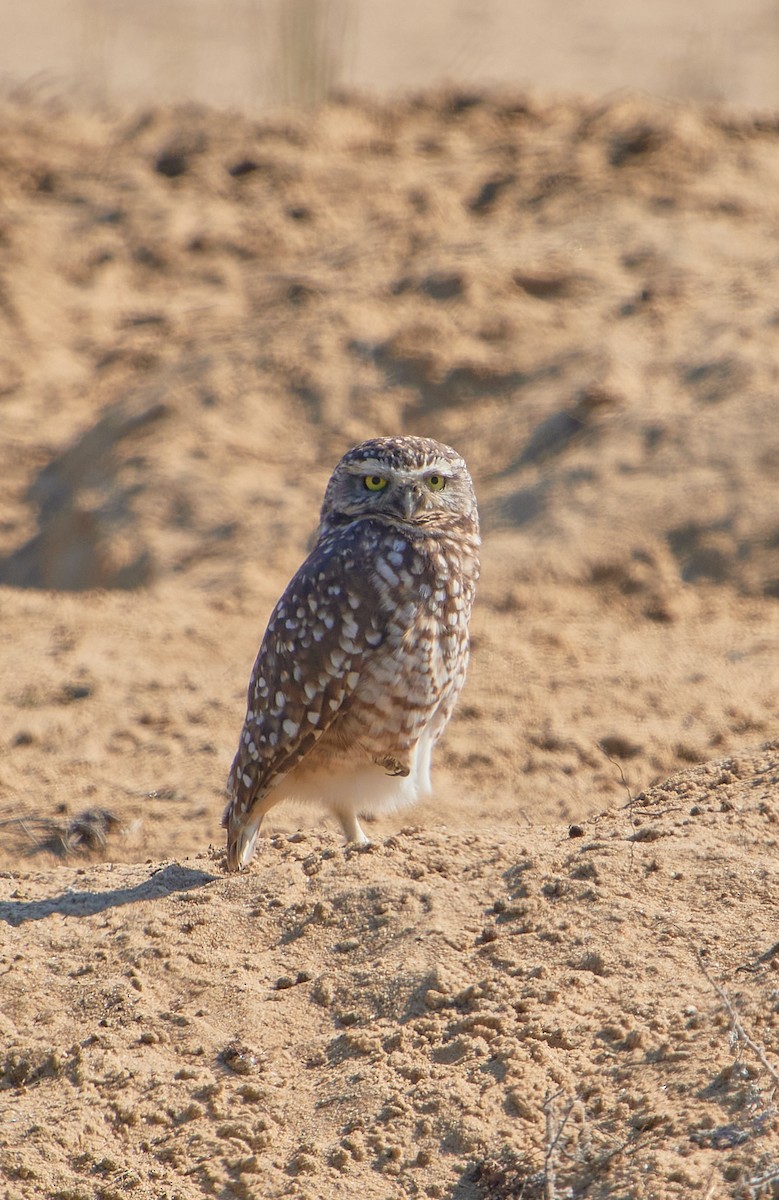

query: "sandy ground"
(0, 89), (778, 1197)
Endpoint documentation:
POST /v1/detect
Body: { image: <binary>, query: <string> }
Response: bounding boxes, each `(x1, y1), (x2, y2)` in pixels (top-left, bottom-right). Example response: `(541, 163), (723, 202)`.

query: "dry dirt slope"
(2, 745), (779, 1200)
(0, 88), (777, 867)
(1, 91), (778, 599)
(0, 87), (778, 1199)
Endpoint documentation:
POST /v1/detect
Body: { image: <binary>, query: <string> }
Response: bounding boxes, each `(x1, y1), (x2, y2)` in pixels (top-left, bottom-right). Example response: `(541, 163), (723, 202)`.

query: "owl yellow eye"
(426, 473), (446, 491)
(363, 475), (388, 491)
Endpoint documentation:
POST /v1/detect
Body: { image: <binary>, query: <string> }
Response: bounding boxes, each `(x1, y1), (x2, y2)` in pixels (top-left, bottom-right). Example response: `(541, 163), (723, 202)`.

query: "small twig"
(747, 1167), (779, 1190)
(17, 817), (45, 850)
(542, 1091), (585, 1200)
(738, 939), (779, 973)
(543, 1091), (562, 1200)
(0, 813), (44, 831)
(625, 805), (682, 818)
(600, 748), (637, 867)
(583, 1127), (648, 1182)
(694, 948), (779, 1088)
(755, 940), (779, 964)
(0, 809), (120, 857)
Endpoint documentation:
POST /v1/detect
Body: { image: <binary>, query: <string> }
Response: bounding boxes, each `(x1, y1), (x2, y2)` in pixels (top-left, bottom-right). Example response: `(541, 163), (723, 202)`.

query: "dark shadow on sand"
(0, 863), (217, 927)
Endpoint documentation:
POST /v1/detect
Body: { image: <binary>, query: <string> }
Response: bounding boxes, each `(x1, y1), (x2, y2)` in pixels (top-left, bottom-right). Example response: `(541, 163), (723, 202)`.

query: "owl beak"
(397, 485), (422, 520)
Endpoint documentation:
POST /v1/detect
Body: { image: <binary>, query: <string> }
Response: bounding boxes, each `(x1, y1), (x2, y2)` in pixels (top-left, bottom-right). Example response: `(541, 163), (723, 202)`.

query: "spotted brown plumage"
(223, 436), (480, 871)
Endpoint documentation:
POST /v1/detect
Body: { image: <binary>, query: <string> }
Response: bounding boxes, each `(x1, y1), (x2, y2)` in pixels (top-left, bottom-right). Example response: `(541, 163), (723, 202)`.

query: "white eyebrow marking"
(344, 458), (454, 481)
(344, 459), (389, 476)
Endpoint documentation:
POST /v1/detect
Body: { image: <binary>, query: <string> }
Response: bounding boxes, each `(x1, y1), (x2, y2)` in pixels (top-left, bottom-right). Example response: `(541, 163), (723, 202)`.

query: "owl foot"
(336, 809), (371, 846)
(373, 754), (410, 777)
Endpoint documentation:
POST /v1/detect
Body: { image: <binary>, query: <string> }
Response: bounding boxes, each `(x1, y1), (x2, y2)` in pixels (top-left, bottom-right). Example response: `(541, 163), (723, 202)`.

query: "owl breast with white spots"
(223, 436), (480, 871)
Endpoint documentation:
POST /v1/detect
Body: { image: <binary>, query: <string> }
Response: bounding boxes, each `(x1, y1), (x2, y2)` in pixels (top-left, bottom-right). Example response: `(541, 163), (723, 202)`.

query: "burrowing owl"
(223, 435), (480, 871)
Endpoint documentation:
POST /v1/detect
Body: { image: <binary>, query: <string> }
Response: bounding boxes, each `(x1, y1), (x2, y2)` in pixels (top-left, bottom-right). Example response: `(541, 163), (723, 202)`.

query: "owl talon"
(374, 754), (410, 777)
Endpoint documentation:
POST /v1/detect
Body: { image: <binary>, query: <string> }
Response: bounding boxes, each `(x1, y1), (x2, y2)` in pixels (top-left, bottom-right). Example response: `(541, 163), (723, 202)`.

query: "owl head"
(319, 436), (479, 534)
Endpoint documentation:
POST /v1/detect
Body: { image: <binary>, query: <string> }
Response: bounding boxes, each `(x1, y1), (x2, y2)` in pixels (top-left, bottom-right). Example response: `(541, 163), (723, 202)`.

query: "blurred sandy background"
(3, 0), (779, 112)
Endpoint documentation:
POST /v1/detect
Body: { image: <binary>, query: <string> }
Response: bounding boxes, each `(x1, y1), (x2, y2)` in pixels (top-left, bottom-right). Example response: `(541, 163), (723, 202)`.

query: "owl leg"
(335, 808), (370, 846)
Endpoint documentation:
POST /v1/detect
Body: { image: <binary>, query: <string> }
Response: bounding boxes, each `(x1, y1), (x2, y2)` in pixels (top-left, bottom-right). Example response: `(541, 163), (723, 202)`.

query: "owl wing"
(224, 527), (386, 842)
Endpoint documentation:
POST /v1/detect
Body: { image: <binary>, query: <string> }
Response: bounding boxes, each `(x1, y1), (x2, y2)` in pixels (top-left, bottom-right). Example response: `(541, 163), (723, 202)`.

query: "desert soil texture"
(0, 88), (778, 1198)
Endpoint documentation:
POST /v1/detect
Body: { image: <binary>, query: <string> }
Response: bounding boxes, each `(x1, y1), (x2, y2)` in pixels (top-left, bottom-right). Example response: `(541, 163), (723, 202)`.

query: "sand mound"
(2, 744), (779, 1198)
(0, 88), (777, 1196)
